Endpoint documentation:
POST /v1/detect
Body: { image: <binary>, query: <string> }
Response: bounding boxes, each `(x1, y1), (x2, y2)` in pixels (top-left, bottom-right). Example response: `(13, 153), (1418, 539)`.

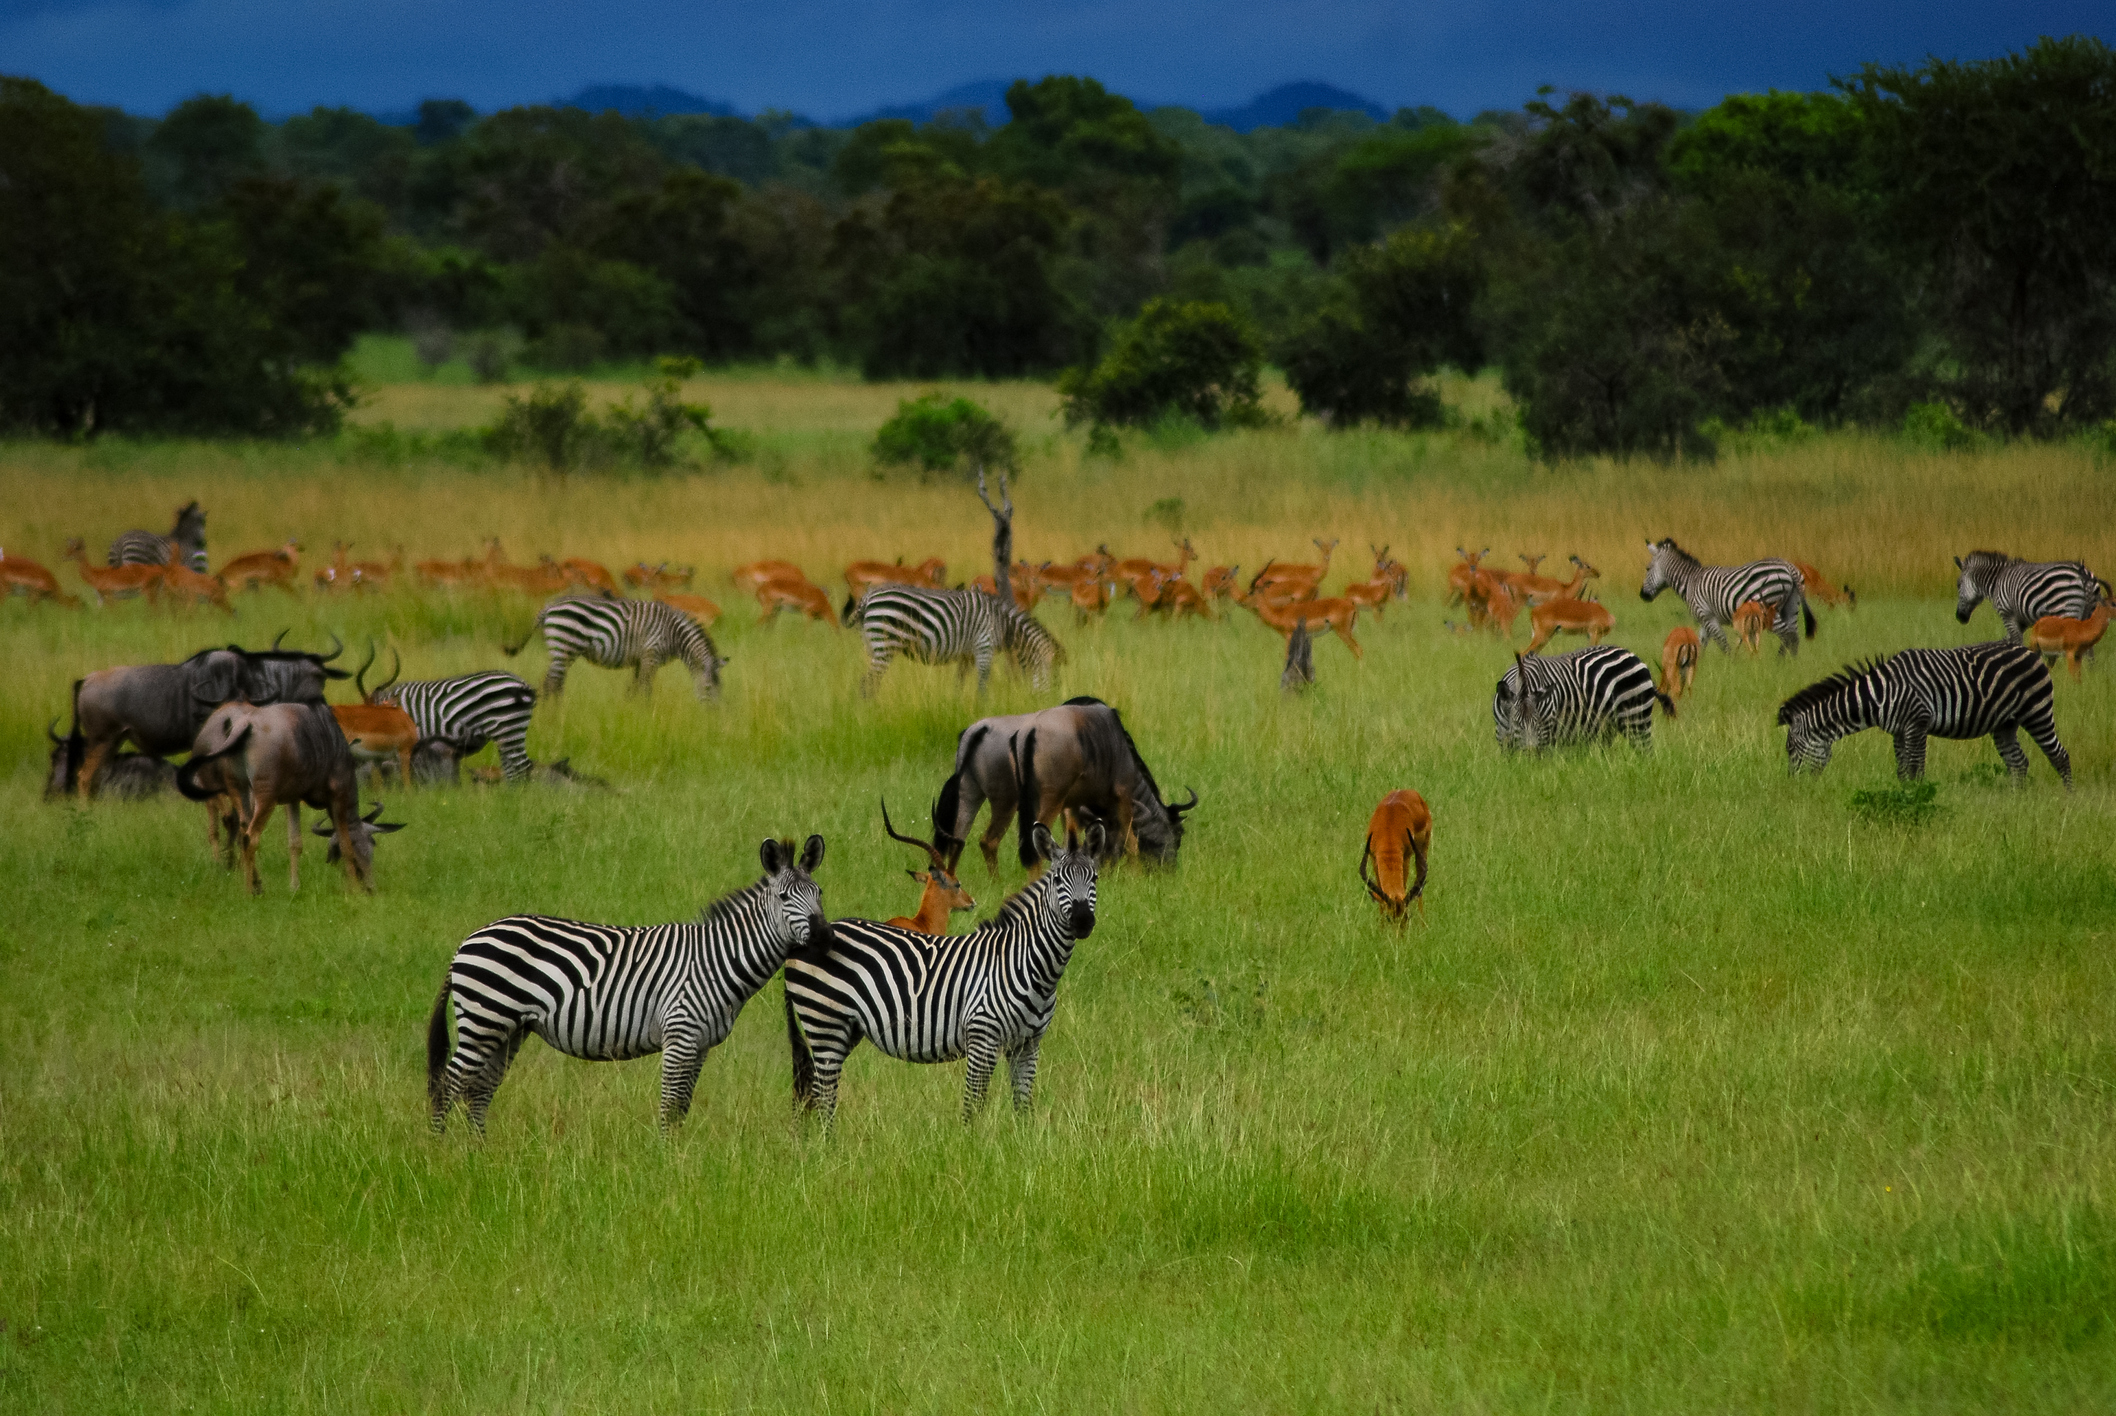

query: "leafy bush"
(489, 383), (591, 469)
(871, 392), (1016, 478)
(485, 362), (742, 472)
(1849, 780), (1941, 826)
(1903, 401), (1977, 452)
(1058, 299), (1267, 432)
(462, 329), (520, 384)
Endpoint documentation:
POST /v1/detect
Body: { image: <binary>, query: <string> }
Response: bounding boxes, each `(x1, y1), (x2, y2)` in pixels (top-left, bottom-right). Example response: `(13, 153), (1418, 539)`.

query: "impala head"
(311, 801), (407, 868)
(353, 642), (402, 705)
(882, 797), (974, 913)
(1571, 554), (1601, 581)
(759, 834), (829, 949)
(1030, 821), (1102, 939)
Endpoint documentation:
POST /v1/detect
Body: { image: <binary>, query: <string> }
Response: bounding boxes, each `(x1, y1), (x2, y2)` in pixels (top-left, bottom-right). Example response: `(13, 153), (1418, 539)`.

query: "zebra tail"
(1014, 727), (1041, 869)
(500, 628), (533, 657)
(175, 723), (252, 801)
(426, 975), (453, 1110)
(1655, 689), (1678, 720)
(840, 592), (860, 627)
(784, 979), (815, 1107)
(1802, 600), (1817, 640)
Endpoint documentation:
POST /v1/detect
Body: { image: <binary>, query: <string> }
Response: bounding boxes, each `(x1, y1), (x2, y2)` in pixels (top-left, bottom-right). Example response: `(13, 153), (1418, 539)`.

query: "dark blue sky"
(5, 0), (2107, 120)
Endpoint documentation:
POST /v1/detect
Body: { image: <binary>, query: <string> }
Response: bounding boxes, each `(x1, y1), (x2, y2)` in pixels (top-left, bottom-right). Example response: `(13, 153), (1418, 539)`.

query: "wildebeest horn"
(320, 634), (344, 663)
(1168, 787), (1199, 815)
(47, 717), (64, 744)
(363, 802), (384, 823)
(880, 796), (947, 870)
(271, 629), (289, 651)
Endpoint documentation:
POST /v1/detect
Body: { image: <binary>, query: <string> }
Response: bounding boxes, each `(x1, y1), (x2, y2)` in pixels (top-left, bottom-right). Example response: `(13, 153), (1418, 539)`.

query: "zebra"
(427, 835), (828, 1134)
(1953, 551), (2107, 642)
(372, 671), (538, 783)
(846, 584), (1064, 696)
(1493, 646), (1674, 752)
(509, 595), (724, 701)
(1640, 538), (1814, 655)
(1776, 643), (2070, 786)
(784, 821), (1101, 1123)
(109, 501), (207, 573)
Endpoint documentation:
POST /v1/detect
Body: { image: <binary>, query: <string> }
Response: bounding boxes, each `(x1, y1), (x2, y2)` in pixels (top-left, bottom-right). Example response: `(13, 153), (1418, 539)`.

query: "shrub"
(1903, 401), (1976, 452)
(489, 383), (591, 469)
(871, 392), (1017, 478)
(1058, 299), (1267, 432)
(462, 329), (520, 384)
(1849, 780), (1940, 826)
(1276, 304), (1441, 429)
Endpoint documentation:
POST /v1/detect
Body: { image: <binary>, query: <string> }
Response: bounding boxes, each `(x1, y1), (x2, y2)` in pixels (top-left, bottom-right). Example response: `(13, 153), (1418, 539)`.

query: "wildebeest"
(933, 697), (1197, 872)
(43, 722), (176, 800)
(176, 700), (400, 893)
(57, 636), (349, 801)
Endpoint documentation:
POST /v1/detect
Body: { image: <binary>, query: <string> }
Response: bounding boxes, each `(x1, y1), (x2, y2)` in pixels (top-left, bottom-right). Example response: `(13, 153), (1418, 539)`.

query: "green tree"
(217, 176), (390, 364)
(147, 93), (265, 208)
(872, 391), (1018, 477)
(1847, 37), (2116, 433)
(1059, 298), (1266, 431)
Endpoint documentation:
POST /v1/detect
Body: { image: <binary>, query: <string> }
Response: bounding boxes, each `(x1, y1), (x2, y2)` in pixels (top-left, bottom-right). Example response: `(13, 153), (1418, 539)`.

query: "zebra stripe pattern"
(428, 836), (828, 1133)
(530, 595), (723, 700)
(1776, 643), (2071, 786)
(784, 822), (1101, 1121)
(1954, 551), (2106, 641)
(375, 671), (538, 782)
(849, 584), (1063, 696)
(1493, 645), (1671, 752)
(108, 501), (207, 573)
(1641, 538), (1813, 654)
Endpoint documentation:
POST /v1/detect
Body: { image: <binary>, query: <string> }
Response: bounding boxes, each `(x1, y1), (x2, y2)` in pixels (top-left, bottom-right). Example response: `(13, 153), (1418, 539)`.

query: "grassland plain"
(2, 380), (2114, 1412)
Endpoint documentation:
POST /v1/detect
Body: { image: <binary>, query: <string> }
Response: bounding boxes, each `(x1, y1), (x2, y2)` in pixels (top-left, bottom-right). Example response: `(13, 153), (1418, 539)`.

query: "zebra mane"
(975, 869), (1055, 931)
(1776, 656), (1891, 724)
(700, 873), (771, 926)
(1654, 538), (1700, 571)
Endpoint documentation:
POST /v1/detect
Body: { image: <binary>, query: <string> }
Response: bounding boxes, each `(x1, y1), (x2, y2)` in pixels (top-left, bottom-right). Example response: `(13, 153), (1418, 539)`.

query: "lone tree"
(872, 392), (1021, 601)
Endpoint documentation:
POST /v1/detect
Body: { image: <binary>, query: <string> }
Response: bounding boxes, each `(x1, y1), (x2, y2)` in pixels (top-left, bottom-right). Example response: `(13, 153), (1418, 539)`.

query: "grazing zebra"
(427, 835), (828, 1134)
(784, 821), (1101, 1122)
(1953, 551), (2107, 642)
(512, 595), (724, 700)
(108, 501), (207, 573)
(847, 584), (1064, 696)
(373, 671), (538, 782)
(1493, 646), (1674, 752)
(1777, 643), (2070, 786)
(1640, 538), (1813, 655)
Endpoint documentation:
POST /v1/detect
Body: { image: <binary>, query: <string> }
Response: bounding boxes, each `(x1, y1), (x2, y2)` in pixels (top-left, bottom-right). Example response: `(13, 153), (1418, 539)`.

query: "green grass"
(3, 402), (2115, 1410)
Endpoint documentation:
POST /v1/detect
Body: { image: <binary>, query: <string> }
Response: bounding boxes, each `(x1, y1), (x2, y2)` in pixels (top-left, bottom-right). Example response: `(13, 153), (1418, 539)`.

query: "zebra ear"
(760, 838), (786, 875)
(1953, 556), (1963, 570)
(800, 833), (825, 873)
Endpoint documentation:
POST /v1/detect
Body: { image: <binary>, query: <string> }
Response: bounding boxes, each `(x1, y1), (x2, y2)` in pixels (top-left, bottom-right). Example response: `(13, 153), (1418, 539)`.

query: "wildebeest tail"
(175, 723), (251, 800)
(426, 976), (453, 1110)
(1802, 599), (1817, 640)
(63, 679), (85, 793)
(932, 730), (976, 860)
(1014, 726), (1041, 868)
(784, 980), (815, 1108)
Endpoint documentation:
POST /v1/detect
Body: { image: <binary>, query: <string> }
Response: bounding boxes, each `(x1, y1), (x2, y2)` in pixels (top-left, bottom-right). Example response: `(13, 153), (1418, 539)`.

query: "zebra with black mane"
(109, 500), (207, 573)
(373, 670), (538, 782)
(428, 835), (829, 1134)
(846, 584), (1063, 696)
(507, 595), (724, 700)
(1493, 646), (1674, 752)
(1776, 643), (2070, 786)
(1641, 537), (1813, 655)
(784, 821), (1100, 1122)
(1953, 551), (2107, 642)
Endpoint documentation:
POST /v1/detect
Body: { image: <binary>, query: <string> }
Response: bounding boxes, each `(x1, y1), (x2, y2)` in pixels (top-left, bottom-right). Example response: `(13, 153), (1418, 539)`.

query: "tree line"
(3, 36), (2112, 455)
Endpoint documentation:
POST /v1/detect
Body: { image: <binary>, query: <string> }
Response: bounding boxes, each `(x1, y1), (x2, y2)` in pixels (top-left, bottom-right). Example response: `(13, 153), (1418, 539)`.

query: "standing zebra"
(428, 835), (829, 1134)
(1777, 643), (2070, 786)
(1954, 551), (2107, 642)
(509, 595), (724, 700)
(1493, 646), (1674, 752)
(108, 501), (207, 573)
(373, 670), (538, 782)
(1641, 538), (1813, 655)
(784, 821), (1101, 1122)
(847, 584), (1063, 696)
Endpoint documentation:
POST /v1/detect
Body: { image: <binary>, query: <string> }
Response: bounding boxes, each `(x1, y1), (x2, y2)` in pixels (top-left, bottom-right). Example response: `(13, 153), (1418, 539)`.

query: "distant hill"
(844, 80), (1015, 127)
(1194, 82), (1390, 131)
(559, 83), (740, 118)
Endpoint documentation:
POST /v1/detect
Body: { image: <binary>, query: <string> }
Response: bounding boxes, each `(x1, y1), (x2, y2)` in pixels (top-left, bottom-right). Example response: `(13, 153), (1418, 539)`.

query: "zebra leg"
(1892, 724), (1929, 781)
(543, 649), (573, 699)
(859, 646), (890, 698)
(631, 653), (660, 696)
(2020, 707), (2073, 789)
(1701, 618), (1730, 653)
(1991, 726), (2030, 783)
(463, 1030), (527, 1137)
(497, 729), (533, 783)
(961, 1027), (1002, 1122)
(804, 1023), (857, 1123)
(1773, 604), (1799, 656)
(658, 1034), (706, 1132)
(974, 645), (995, 697)
(1006, 1036), (1042, 1114)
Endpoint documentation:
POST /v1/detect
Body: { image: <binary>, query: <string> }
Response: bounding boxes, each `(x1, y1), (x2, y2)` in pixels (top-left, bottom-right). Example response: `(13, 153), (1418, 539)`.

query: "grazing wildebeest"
(933, 697), (1197, 873)
(56, 637), (349, 801)
(43, 722), (176, 800)
(176, 700), (401, 894)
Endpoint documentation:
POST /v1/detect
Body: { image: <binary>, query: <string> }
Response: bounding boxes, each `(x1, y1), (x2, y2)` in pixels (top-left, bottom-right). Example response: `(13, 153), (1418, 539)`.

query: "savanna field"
(3, 359), (2115, 1411)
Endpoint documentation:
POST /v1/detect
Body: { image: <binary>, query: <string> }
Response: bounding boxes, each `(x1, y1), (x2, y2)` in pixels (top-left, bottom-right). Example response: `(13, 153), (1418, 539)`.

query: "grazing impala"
(1525, 585), (1613, 652)
(160, 561), (236, 613)
(1360, 789), (1432, 924)
(971, 563), (1040, 609)
(624, 561), (695, 591)
(1659, 626), (1701, 699)
(1251, 538), (1338, 599)
(1446, 547), (1490, 608)
(1111, 539), (1196, 601)
(1, 550), (80, 607)
(414, 548), (486, 589)
(218, 541), (302, 594)
(654, 591), (722, 629)
(881, 800), (976, 934)
(1795, 560), (1857, 611)
(2022, 602), (2114, 680)
(845, 558), (947, 598)
(732, 559), (805, 594)
(756, 574), (837, 624)
(1239, 585), (1364, 658)
(1732, 599), (1772, 654)
(65, 538), (163, 604)
(559, 558), (622, 595)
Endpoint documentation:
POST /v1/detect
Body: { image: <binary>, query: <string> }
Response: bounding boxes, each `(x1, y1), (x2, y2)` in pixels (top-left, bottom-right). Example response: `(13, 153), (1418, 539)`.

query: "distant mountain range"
(532, 78), (1396, 131)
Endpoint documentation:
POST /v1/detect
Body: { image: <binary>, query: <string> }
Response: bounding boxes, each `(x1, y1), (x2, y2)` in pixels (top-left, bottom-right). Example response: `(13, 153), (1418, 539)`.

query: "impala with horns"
(1360, 789), (1432, 923)
(331, 645), (421, 783)
(54, 635), (349, 801)
(217, 542), (302, 595)
(880, 799), (976, 933)
(1446, 547), (1490, 608)
(1249, 538), (1339, 599)
(931, 697), (1197, 873)
(845, 558), (947, 597)
(65, 537), (163, 604)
